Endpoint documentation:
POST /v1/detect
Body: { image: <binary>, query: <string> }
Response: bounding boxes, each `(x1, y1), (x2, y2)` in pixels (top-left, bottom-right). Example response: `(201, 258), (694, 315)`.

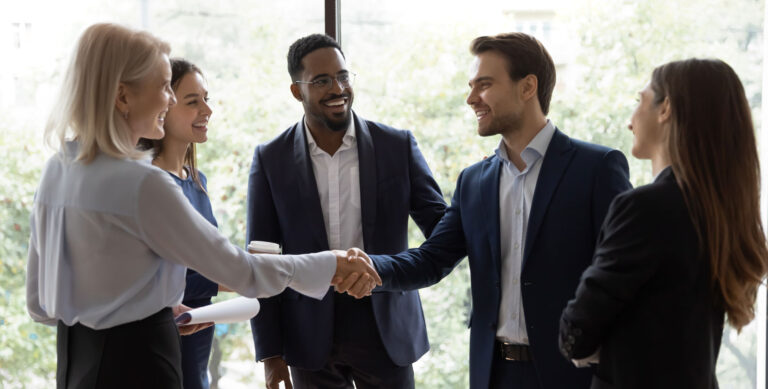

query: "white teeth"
(192, 122), (207, 128)
(476, 111), (488, 117)
(325, 99), (345, 107)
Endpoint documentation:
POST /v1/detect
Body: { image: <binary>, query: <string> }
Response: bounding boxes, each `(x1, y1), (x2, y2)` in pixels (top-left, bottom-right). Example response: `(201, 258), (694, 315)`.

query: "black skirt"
(56, 307), (182, 389)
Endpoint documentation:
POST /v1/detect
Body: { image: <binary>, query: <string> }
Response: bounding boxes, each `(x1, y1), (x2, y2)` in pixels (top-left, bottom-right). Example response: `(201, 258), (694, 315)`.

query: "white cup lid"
(248, 241), (281, 254)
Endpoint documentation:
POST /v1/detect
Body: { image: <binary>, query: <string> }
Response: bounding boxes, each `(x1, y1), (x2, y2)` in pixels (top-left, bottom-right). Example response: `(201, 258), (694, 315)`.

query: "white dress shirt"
(26, 141), (336, 330)
(304, 117), (364, 251)
(495, 120), (556, 344)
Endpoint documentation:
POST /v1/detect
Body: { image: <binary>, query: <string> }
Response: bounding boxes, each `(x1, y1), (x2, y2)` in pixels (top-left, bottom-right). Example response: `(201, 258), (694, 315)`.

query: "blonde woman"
(559, 59), (768, 388)
(26, 23), (380, 389)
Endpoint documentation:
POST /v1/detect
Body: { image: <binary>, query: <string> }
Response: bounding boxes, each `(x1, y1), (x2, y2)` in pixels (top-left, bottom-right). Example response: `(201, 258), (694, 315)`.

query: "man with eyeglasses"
(247, 34), (447, 389)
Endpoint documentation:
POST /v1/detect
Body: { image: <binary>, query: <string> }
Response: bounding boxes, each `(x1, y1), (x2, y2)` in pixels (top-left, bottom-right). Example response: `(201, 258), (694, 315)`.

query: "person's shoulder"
(196, 169), (209, 185)
(566, 134), (617, 156)
(460, 154), (499, 178)
(362, 118), (410, 138)
(612, 173), (684, 220)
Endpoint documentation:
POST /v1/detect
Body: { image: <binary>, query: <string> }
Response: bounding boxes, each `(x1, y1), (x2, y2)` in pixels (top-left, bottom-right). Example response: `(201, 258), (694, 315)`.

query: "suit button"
(564, 344), (572, 352)
(568, 335), (575, 344)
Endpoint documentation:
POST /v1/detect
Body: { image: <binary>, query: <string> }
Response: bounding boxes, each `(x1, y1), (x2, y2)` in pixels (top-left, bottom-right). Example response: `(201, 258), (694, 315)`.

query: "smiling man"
(358, 33), (633, 388)
(247, 34), (446, 389)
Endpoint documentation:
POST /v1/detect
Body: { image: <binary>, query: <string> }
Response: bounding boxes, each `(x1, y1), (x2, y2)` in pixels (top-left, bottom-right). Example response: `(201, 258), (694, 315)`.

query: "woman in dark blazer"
(559, 58), (768, 388)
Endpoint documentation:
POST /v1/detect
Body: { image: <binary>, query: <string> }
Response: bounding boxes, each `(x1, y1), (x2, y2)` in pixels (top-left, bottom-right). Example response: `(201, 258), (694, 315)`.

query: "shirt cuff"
(287, 251), (336, 300)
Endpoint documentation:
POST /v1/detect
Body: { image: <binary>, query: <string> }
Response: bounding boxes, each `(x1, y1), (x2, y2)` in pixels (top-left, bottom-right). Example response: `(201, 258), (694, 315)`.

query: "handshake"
(331, 248), (380, 298)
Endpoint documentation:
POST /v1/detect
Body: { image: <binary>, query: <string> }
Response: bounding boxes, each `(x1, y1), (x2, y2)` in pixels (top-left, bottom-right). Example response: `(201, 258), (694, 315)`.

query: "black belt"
(496, 340), (531, 362)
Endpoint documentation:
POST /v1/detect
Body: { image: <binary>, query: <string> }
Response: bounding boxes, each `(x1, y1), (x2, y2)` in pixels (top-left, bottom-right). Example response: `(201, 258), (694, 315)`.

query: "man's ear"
(520, 74), (538, 102)
(290, 83), (303, 102)
(115, 82), (130, 115)
(658, 96), (672, 124)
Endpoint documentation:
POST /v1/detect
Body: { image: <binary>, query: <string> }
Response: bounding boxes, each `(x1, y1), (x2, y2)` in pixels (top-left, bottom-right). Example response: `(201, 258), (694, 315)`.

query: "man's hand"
(331, 248), (381, 298)
(264, 356), (292, 389)
(171, 304), (213, 336)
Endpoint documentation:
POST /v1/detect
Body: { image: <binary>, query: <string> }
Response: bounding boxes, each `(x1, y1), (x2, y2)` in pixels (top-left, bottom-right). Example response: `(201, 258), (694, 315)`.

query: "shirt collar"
(494, 120), (556, 172)
(304, 113), (357, 155)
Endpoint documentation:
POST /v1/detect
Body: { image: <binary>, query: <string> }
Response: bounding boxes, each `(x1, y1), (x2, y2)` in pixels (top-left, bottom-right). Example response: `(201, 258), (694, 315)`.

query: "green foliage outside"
(0, 0), (764, 387)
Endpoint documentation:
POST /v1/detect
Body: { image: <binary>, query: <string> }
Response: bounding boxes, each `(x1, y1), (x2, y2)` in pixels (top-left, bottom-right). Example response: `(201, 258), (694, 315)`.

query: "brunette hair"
(651, 58), (768, 330)
(470, 32), (556, 115)
(138, 58), (207, 192)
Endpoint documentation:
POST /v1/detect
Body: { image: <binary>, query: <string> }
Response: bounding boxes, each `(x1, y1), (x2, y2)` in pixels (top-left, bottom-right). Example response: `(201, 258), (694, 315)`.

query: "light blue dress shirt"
(495, 120), (556, 344)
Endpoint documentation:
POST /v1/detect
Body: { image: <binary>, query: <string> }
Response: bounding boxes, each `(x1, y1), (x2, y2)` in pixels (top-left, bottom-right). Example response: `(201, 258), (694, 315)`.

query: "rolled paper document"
(175, 297), (260, 325)
(248, 240), (281, 254)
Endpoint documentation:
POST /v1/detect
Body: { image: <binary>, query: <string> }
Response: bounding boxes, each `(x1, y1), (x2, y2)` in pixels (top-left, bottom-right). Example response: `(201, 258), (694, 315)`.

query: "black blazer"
(247, 114), (446, 369)
(560, 167), (725, 389)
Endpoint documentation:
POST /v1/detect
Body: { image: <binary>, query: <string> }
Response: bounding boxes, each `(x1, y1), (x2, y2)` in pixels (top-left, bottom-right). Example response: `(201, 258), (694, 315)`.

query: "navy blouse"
(168, 169), (219, 308)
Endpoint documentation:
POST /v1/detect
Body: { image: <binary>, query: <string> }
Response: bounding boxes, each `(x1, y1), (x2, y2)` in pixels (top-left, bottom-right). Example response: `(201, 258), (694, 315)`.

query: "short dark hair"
(470, 33), (556, 115)
(287, 34), (344, 81)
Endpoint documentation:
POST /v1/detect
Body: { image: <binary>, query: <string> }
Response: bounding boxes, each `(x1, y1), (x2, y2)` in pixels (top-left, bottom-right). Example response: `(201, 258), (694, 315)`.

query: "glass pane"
(342, 0), (764, 388)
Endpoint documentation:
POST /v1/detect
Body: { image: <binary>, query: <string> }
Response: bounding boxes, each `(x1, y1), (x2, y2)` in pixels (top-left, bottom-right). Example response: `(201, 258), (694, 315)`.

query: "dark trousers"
(289, 294), (415, 389)
(180, 325), (213, 389)
(490, 356), (541, 389)
(56, 308), (182, 389)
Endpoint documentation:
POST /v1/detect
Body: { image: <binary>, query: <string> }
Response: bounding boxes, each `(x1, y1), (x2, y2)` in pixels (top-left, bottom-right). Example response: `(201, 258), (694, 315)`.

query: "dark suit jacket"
(559, 167), (724, 389)
(247, 114), (446, 369)
(371, 128), (631, 389)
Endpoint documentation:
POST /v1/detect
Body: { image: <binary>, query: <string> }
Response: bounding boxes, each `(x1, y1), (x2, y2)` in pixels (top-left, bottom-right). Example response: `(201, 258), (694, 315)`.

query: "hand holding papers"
(172, 304), (213, 335)
(175, 297), (261, 325)
(332, 247), (381, 298)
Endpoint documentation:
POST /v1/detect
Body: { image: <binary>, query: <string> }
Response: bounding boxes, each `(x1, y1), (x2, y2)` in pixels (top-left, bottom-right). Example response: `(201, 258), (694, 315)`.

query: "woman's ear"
(115, 82), (130, 116)
(658, 96), (672, 124)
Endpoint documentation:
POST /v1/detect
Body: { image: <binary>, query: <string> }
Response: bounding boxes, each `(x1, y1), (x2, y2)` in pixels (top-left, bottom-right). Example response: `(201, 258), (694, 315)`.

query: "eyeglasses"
(295, 72), (356, 90)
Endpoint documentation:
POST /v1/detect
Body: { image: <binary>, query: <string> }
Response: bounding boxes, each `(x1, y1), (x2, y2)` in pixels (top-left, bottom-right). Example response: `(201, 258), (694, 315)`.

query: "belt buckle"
(499, 341), (530, 362)
(501, 341), (519, 361)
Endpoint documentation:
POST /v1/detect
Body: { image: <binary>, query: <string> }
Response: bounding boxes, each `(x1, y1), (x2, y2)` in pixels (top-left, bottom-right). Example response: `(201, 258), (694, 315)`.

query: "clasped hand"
(331, 248), (381, 298)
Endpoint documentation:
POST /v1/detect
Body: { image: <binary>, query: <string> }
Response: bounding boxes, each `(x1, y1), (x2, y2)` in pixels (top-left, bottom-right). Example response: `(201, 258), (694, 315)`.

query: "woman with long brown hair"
(138, 58), (223, 389)
(559, 58), (768, 388)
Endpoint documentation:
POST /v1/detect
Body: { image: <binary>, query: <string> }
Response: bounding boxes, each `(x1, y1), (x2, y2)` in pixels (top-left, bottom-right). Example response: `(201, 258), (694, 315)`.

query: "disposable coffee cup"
(248, 241), (282, 254)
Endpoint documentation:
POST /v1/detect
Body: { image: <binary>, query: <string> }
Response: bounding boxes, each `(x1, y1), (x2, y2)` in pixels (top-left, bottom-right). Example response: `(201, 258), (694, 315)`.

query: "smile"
(323, 97), (348, 107)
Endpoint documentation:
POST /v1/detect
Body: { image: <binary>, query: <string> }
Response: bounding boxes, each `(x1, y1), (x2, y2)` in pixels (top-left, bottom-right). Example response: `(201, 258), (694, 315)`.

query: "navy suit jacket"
(247, 114), (447, 369)
(371, 129), (631, 389)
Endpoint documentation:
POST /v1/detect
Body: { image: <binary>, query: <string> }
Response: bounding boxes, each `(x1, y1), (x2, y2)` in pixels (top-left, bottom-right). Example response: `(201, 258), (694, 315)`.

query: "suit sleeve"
(372, 170), (468, 291)
(405, 131), (447, 238)
(246, 145), (285, 361)
(591, 149), (632, 238)
(559, 192), (663, 359)
(182, 270), (219, 302)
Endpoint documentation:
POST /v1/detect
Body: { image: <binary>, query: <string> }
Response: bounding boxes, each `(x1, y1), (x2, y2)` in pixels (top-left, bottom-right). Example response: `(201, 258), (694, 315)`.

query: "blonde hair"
(652, 58), (768, 330)
(45, 23), (171, 163)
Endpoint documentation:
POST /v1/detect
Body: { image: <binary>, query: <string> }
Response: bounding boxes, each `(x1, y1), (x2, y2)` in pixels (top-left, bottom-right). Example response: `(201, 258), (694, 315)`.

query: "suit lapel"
(355, 116), (377, 251)
(482, 157), (503, 276)
(292, 120), (330, 250)
(523, 128), (575, 268)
